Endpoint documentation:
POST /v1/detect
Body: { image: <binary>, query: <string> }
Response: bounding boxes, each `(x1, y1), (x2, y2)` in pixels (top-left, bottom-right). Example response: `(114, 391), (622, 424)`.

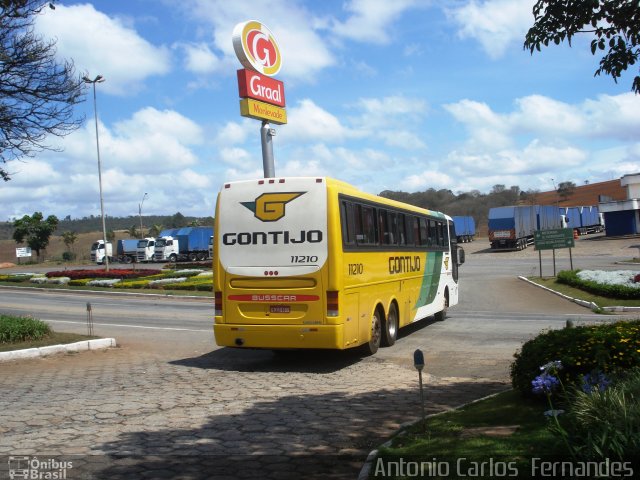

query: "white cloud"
(330, 0), (420, 44)
(444, 99), (512, 149)
(511, 95), (586, 136)
(447, 0), (535, 59)
(219, 147), (252, 165)
(402, 170), (454, 191)
(178, 42), (222, 74)
(36, 4), (171, 95)
(583, 92), (640, 140)
(283, 99), (360, 142)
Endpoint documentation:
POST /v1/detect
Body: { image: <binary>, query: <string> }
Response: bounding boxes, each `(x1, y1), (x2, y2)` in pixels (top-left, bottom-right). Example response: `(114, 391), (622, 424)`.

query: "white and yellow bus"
(213, 177), (465, 354)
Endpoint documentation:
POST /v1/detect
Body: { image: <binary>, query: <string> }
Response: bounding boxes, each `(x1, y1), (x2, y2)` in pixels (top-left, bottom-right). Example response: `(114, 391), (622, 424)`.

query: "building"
(599, 173), (640, 236)
(533, 179), (627, 207)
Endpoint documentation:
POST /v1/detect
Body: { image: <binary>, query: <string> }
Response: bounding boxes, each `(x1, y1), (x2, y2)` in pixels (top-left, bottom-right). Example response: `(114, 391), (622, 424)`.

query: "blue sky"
(2, 0), (639, 220)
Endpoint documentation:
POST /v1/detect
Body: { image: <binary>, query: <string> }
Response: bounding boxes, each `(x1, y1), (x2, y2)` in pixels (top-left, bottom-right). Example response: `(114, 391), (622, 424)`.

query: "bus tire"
(382, 303), (398, 347)
(363, 308), (382, 355)
(434, 291), (449, 322)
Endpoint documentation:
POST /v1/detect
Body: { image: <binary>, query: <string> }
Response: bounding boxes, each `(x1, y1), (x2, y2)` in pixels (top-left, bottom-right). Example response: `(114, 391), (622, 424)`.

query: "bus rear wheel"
(382, 303), (398, 347)
(363, 309), (382, 355)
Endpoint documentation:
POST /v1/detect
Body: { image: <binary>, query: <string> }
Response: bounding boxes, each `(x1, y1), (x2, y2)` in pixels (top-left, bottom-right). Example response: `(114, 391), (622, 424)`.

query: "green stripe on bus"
(414, 251), (443, 308)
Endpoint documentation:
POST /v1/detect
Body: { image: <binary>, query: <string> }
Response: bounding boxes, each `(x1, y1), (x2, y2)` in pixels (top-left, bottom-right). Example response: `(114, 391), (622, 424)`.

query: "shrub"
(560, 367), (640, 461)
(62, 251), (76, 261)
(0, 315), (51, 343)
(511, 320), (640, 397)
(557, 270), (640, 300)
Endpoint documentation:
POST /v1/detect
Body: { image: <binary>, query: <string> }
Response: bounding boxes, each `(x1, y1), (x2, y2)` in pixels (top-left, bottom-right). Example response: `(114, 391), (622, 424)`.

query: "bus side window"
(428, 219), (437, 247)
(411, 216), (420, 246)
(361, 205), (377, 245)
(440, 222), (448, 247)
(419, 218), (429, 246)
(397, 213), (407, 245)
(388, 211), (398, 245)
(340, 201), (356, 246)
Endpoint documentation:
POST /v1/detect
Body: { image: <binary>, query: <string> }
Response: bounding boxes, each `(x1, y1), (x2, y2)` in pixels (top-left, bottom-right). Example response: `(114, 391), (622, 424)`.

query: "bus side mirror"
(457, 246), (465, 266)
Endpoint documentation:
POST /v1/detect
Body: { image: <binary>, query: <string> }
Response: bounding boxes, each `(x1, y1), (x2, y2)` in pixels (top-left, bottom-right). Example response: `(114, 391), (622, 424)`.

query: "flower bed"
(557, 269), (640, 300)
(45, 269), (163, 280)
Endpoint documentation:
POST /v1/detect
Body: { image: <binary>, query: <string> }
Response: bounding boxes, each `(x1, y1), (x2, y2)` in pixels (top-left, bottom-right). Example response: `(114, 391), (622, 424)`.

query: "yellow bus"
(213, 176), (465, 354)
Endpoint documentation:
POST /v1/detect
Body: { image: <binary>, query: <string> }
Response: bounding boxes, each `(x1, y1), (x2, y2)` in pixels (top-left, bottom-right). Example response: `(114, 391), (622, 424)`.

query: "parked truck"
(135, 237), (156, 262)
(536, 205), (565, 231)
(488, 206), (537, 250)
(116, 239), (139, 263)
(90, 240), (113, 264)
(154, 226), (213, 262)
(452, 216), (476, 243)
(561, 206), (605, 235)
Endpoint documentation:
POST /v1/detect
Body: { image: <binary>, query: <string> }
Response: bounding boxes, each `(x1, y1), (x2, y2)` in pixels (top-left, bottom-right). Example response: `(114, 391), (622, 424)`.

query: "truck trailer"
(153, 226), (213, 262)
(116, 239), (139, 263)
(452, 216), (476, 243)
(562, 206), (605, 235)
(488, 206), (537, 250)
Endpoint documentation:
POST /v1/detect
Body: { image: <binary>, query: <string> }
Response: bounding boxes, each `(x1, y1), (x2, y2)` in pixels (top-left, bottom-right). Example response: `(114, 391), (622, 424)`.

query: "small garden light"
(414, 349), (426, 432)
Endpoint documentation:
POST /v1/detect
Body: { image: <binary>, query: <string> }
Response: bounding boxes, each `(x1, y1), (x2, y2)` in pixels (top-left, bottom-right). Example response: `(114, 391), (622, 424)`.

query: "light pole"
(83, 74), (109, 272)
(139, 192), (148, 239)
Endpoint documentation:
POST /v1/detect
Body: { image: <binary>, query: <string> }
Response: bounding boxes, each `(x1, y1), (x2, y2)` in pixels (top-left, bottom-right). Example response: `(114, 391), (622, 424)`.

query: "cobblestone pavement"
(0, 341), (506, 479)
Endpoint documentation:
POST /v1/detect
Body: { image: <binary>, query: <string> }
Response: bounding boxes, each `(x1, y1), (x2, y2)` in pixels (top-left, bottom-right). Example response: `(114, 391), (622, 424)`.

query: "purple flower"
(532, 373), (560, 395)
(581, 372), (611, 393)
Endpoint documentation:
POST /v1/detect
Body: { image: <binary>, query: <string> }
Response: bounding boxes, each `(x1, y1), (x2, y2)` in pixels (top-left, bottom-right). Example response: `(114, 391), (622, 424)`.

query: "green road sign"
(534, 228), (575, 251)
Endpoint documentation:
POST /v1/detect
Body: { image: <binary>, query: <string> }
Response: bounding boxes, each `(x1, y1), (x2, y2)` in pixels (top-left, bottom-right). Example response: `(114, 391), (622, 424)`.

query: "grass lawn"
(0, 331), (99, 352)
(527, 277), (640, 308)
(373, 390), (567, 479)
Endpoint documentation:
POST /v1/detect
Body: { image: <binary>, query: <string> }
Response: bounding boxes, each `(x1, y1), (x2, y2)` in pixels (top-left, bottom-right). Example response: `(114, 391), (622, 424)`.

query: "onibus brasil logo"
(8, 456), (73, 479)
(241, 192), (305, 222)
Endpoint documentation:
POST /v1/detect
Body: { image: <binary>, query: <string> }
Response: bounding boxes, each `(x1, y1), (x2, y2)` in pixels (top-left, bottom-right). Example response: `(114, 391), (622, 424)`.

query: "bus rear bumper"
(214, 323), (344, 350)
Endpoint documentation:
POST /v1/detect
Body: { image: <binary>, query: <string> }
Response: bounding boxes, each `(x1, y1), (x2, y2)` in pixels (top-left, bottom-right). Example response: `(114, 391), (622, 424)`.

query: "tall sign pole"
(232, 20), (286, 178)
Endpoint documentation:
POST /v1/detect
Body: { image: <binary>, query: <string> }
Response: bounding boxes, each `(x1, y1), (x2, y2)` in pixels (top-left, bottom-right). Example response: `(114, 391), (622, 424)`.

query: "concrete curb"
(0, 338), (117, 363)
(517, 276), (640, 313)
(357, 389), (509, 480)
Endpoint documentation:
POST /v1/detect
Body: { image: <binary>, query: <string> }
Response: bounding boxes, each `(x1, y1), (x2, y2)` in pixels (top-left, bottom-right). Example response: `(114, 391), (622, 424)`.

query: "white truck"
(135, 237), (156, 262)
(153, 235), (179, 262)
(90, 240), (112, 264)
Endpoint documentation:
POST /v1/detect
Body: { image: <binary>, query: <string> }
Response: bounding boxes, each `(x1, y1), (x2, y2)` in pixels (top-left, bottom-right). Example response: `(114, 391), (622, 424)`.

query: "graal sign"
(232, 20), (282, 76)
(237, 69), (285, 107)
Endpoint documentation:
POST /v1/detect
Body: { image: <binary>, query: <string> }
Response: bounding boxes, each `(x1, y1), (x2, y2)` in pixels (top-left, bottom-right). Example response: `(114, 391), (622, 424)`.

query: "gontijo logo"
(241, 192), (305, 222)
(232, 20), (282, 76)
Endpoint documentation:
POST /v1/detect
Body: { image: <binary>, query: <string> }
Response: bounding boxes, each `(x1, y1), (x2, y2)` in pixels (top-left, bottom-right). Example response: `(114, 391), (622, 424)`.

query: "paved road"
(0, 235), (637, 479)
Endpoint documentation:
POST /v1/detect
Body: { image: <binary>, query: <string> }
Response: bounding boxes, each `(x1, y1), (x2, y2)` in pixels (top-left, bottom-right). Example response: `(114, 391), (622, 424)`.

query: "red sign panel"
(237, 69), (286, 108)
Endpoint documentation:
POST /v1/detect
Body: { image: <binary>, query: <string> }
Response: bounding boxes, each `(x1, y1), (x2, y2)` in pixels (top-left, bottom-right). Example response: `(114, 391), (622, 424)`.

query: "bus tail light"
(327, 291), (339, 317)
(215, 291), (223, 316)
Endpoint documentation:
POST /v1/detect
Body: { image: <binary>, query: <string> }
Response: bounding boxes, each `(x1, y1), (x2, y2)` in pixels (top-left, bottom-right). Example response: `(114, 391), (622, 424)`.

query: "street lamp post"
(83, 74), (109, 272)
(139, 193), (148, 239)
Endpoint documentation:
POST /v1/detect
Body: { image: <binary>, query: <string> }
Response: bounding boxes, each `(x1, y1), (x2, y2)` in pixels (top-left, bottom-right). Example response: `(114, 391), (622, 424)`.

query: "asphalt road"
(0, 234), (637, 479)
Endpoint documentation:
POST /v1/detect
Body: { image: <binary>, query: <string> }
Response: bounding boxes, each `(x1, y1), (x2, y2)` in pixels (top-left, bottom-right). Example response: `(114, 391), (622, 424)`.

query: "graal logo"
(8, 456), (73, 479)
(241, 192), (305, 222)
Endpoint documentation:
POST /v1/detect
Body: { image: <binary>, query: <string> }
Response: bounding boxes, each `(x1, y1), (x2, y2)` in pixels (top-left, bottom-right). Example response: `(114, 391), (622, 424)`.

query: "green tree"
(148, 224), (163, 237)
(61, 230), (77, 252)
(557, 181), (576, 201)
(106, 229), (115, 243)
(169, 212), (185, 228)
(0, 0), (86, 182)
(525, 0), (640, 93)
(12, 211), (59, 259)
(127, 225), (138, 238)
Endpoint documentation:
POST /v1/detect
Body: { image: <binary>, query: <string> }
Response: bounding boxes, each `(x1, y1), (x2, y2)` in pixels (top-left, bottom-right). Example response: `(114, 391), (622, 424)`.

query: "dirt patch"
(0, 262), (17, 269)
(460, 425), (520, 438)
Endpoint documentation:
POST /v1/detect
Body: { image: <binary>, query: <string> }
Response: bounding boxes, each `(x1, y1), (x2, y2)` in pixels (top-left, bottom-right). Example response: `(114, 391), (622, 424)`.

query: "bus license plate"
(270, 305), (290, 314)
